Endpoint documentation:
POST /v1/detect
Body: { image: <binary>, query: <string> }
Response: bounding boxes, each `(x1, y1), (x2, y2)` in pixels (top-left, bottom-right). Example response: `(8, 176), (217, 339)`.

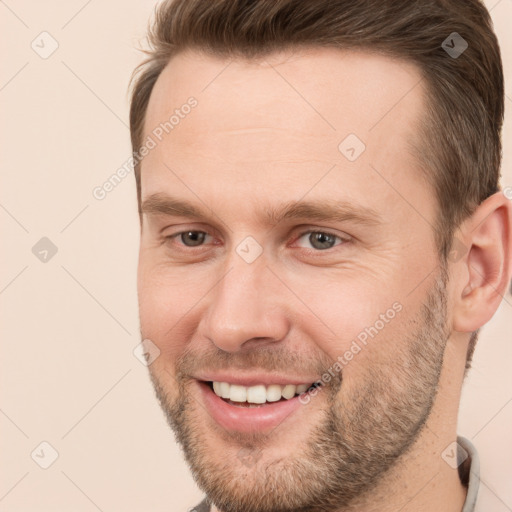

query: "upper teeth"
(212, 382), (310, 404)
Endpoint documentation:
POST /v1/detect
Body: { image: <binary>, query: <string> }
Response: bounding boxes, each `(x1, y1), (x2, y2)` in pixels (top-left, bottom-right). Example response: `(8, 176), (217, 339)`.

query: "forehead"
(141, 48), (432, 224)
(145, 47), (423, 134)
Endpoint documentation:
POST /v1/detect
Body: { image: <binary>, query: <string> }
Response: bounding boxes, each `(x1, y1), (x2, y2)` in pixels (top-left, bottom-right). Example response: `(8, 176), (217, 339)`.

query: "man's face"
(137, 49), (449, 510)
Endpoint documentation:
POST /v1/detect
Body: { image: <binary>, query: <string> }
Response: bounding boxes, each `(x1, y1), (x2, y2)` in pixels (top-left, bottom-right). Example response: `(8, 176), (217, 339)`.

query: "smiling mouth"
(206, 381), (320, 407)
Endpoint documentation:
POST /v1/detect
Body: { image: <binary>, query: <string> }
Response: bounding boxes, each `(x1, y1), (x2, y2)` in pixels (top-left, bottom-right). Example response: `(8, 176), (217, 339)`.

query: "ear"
(451, 190), (512, 333)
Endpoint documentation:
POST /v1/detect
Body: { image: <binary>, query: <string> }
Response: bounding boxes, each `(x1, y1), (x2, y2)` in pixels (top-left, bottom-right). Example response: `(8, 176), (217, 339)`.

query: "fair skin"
(137, 48), (511, 512)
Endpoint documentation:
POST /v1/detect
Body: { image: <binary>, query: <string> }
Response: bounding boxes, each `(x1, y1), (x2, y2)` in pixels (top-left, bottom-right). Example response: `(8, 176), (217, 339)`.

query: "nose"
(197, 253), (290, 352)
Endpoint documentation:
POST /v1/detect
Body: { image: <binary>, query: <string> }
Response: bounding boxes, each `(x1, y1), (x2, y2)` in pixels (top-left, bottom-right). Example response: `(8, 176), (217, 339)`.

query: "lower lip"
(197, 381), (308, 433)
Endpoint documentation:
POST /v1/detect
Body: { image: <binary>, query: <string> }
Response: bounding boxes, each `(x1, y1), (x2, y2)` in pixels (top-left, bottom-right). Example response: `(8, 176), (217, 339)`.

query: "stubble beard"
(147, 269), (449, 512)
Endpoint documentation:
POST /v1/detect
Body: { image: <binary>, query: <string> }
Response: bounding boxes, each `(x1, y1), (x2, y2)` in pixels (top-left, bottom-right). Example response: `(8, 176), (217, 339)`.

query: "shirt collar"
(457, 436), (480, 512)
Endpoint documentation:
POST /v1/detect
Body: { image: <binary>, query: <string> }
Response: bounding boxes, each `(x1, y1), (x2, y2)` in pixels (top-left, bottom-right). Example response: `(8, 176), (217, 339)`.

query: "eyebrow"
(141, 192), (382, 227)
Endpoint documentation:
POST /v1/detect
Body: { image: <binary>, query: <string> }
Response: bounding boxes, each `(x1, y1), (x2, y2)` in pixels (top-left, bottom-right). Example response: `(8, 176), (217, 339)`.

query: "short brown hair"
(129, 0), (504, 366)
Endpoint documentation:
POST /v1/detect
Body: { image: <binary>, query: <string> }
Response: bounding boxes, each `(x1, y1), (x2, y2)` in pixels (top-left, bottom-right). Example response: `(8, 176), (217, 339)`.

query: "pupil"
(182, 231), (205, 246)
(310, 232), (335, 250)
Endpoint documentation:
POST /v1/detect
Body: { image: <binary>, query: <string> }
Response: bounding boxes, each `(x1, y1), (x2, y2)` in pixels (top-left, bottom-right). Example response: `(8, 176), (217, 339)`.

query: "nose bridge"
(199, 248), (289, 352)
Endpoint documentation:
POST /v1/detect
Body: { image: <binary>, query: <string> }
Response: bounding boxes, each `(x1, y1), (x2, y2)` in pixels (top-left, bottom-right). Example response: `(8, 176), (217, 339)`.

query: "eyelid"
(291, 227), (351, 245)
(162, 226), (351, 250)
(162, 222), (218, 239)
(165, 229), (215, 246)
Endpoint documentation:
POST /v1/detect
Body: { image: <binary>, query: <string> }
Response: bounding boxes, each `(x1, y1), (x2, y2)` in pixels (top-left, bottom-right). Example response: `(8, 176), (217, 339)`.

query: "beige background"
(0, 1), (511, 510)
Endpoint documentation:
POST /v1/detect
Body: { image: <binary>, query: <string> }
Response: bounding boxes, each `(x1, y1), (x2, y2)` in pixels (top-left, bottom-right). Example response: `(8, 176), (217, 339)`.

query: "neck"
(338, 426), (468, 512)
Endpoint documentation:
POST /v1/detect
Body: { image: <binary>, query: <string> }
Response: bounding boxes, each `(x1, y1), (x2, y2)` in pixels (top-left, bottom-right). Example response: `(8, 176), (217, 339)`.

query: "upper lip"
(193, 372), (317, 387)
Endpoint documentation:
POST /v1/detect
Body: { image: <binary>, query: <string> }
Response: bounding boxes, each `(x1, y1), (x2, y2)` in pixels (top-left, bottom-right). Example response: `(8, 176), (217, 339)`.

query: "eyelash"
(164, 228), (349, 252)
(294, 229), (348, 251)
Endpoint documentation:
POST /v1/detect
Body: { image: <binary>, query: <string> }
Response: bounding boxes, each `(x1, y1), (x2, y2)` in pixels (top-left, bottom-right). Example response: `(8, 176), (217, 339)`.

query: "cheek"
(137, 260), (211, 359)
(292, 273), (408, 370)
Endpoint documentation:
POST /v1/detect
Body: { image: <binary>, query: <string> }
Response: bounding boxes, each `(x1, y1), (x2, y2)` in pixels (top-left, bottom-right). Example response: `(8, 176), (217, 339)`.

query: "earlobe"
(452, 191), (512, 333)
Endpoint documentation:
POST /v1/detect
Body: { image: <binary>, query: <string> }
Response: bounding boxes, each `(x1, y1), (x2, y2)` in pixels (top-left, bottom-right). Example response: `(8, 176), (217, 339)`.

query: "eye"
(295, 231), (345, 250)
(170, 231), (213, 247)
